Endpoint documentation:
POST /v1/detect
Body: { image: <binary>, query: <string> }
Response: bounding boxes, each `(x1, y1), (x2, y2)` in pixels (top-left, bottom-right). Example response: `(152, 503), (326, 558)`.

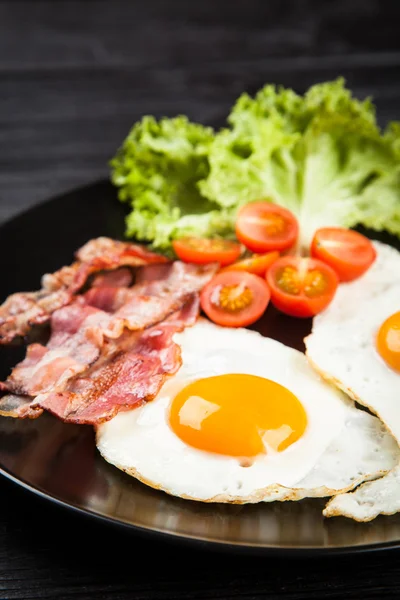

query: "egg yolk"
(377, 311), (400, 373)
(169, 374), (307, 457)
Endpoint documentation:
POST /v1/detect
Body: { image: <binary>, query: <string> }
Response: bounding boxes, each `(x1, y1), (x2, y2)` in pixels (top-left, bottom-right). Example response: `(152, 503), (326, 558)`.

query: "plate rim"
(3, 464), (400, 557)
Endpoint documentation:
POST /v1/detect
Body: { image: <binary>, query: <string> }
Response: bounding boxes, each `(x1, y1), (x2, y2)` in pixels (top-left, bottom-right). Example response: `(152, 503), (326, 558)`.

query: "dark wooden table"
(1, 1), (400, 598)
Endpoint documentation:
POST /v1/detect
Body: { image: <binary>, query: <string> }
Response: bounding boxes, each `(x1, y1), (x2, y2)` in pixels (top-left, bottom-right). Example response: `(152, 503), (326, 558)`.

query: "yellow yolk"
(377, 311), (400, 373)
(168, 374), (307, 457)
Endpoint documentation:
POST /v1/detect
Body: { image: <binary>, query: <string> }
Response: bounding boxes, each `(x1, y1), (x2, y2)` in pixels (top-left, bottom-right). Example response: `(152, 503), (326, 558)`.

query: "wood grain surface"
(1, 1), (400, 598)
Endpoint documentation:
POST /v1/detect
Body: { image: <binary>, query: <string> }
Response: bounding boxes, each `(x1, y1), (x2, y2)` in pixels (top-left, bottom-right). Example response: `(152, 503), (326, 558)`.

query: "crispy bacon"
(83, 261), (217, 338)
(1, 262), (213, 397)
(37, 298), (199, 424)
(75, 237), (165, 265)
(0, 259), (214, 424)
(0, 237), (167, 344)
(1, 300), (105, 399)
(90, 267), (133, 289)
(0, 297), (199, 424)
(84, 261), (216, 312)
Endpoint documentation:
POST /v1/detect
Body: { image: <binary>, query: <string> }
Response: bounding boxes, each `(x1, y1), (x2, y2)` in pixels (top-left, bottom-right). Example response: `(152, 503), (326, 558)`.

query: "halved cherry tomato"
(221, 251), (280, 277)
(235, 202), (299, 253)
(200, 271), (270, 327)
(266, 256), (338, 318)
(172, 237), (242, 266)
(310, 227), (376, 282)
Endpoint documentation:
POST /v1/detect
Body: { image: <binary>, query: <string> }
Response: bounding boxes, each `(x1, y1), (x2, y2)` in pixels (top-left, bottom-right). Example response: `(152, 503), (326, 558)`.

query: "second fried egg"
(305, 241), (400, 444)
(305, 240), (400, 521)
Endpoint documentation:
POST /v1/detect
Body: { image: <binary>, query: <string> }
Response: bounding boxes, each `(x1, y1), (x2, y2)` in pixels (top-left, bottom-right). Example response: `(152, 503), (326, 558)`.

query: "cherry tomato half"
(266, 256), (339, 318)
(172, 237), (242, 266)
(221, 251), (280, 277)
(200, 271), (270, 327)
(310, 227), (376, 282)
(235, 202), (299, 253)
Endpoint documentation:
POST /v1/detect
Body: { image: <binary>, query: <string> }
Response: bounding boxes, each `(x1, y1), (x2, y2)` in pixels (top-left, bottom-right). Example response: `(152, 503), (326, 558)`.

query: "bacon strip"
(90, 267), (134, 289)
(74, 237), (165, 265)
(1, 300), (105, 398)
(0, 297), (199, 424)
(37, 299), (199, 424)
(0, 237), (167, 344)
(0, 261), (215, 424)
(1, 262), (214, 398)
(83, 262), (217, 338)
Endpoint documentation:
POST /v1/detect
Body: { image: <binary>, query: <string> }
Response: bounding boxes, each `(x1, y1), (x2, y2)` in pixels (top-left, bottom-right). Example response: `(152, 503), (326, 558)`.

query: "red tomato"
(221, 251), (280, 277)
(266, 256), (338, 318)
(310, 227), (377, 282)
(172, 237), (242, 266)
(200, 271), (270, 327)
(235, 202), (299, 253)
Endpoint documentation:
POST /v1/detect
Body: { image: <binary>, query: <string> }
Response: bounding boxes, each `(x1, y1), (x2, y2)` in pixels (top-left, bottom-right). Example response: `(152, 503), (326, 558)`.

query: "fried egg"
(324, 463), (400, 522)
(305, 240), (400, 520)
(96, 319), (399, 504)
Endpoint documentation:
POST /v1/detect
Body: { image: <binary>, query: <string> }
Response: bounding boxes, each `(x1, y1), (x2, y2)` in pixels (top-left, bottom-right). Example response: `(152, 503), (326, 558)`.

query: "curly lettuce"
(200, 78), (400, 249)
(110, 115), (235, 253)
(110, 79), (400, 253)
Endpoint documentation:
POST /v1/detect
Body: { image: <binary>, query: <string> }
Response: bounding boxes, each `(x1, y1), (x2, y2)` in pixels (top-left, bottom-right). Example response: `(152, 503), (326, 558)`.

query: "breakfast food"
(172, 238), (242, 266)
(235, 203), (299, 253)
(0, 228), (398, 517)
(199, 270), (271, 328)
(110, 79), (400, 255)
(0, 257), (218, 423)
(266, 256), (339, 318)
(305, 241), (400, 444)
(305, 241), (400, 520)
(1, 78), (400, 525)
(96, 319), (399, 503)
(221, 251), (279, 277)
(310, 227), (377, 282)
(324, 464), (400, 522)
(0, 236), (167, 344)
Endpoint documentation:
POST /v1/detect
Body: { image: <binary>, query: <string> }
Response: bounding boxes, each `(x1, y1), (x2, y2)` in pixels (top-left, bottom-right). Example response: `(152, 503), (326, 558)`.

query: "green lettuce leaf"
(201, 78), (400, 249)
(110, 79), (400, 254)
(110, 115), (234, 253)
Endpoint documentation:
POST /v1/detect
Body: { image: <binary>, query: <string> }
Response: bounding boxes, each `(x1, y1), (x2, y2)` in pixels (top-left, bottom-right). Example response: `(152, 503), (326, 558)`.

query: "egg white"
(96, 319), (399, 503)
(306, 240), (400, 521)
(305, 241), (400, 444)
(324, 463), (400, 522)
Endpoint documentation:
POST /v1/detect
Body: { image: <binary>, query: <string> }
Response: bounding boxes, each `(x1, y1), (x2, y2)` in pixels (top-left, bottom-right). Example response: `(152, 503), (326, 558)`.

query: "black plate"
(1, 180), (400, 556)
